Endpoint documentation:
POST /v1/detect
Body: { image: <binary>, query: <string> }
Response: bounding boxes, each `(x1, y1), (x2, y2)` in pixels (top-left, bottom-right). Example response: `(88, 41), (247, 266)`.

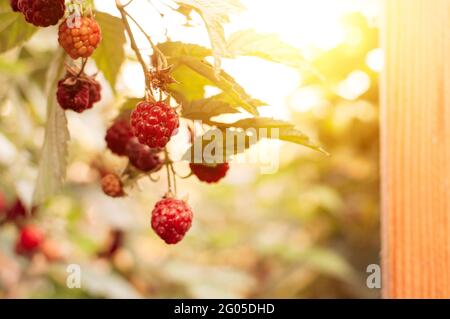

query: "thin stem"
(77, 58), (88, 76)
(124, 10), (168, 70)
(116, 0), (151, 89)
(164, 148), (172, 193)
(169, 162), (178, 195)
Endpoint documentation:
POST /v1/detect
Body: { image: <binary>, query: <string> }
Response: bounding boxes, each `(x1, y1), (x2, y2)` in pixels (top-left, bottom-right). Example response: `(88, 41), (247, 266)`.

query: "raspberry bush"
(2, 0), (325, 261)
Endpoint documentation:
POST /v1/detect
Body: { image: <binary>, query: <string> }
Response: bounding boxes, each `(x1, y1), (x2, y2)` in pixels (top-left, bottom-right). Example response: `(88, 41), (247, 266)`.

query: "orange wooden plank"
(381, 0), (450, 298)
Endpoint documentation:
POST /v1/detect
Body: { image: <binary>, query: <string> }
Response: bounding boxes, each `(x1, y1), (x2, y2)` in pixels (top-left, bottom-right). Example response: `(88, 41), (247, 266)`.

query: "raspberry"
(126, 138), (163, 173)
(0, 192), (6, 213)
(190, 163), (230, 184)
(101, 173), (124, 198)
(18, 0), (65, 27)
(57, 75), (101, 113)
(16, 225), (44, 253)
(58, 17), (102, 59)
(10, 0), (20, 12)
(89, 80), (102, 104)
(151, 196), (193, 245)
(131, 101), (179, 149)
(6, 199), (27, 221)
(105, 119), (134, 156)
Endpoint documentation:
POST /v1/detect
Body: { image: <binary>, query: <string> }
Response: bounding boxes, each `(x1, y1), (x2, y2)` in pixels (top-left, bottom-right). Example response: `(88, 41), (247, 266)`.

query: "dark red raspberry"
(89, 80), (102, 104)
(151, 196), (193, 245)
(10, 0), (20, 12)
(126, 138), (163, 173)
(16, 225), (44, 254)
(131, 101), (179, 149)
(18, 0), (65, 27)
(190, 163), (230, 184)
(101, 173), (124, 198)
(58, 17), (102, 59)
(0, 192), (6, 213)
(6, 199), (27, 221)
(57, 75), (101, 113)
(105, 119), (134, 156)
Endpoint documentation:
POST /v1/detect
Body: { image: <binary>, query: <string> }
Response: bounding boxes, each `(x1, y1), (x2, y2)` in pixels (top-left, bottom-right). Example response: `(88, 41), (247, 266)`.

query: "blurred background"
(0, 0), (381, 298)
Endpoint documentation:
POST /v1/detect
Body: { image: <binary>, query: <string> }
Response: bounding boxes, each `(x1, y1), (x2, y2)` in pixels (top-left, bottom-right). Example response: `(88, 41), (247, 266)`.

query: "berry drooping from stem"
(190, 163), (230, 184)
(101, 173), (125, 198)
(57, 74), (102, 113)
(58, 16), (102, 59)
(105, 119), (134, 156)
(17, 0), (65, 27)
(126, 138), (163, 173)
(131, 101), (179, 149)
(151, 195), (193, 245)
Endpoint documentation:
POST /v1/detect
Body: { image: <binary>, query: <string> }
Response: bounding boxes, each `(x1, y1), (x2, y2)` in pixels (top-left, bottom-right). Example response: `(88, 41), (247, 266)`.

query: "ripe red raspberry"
(151, 196), (193, 245)
(58, 17), (102, 59)
(18, 0), (65, 27)
(10, 0), (20, 12)
(131, 101), (179, 149)
(190, 163), (230, 184)
(16, 225), (44, 253)
(126, 138), (163, 173)
(57, 75), (101, 113)
(101, 173), (124, 198)
(105, 119), (134, 156)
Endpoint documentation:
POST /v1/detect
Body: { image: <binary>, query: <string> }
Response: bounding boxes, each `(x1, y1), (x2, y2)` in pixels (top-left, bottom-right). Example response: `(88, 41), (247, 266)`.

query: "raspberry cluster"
(105, 118), (164, 174)
(56, 75), (102, 113)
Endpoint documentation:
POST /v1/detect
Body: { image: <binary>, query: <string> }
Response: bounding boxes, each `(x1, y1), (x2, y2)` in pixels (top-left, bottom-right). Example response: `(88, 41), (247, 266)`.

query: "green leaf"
(226, 29), (321, 78)
(0, 12), (37, 53)
(181, 94), (240, 122)
(93, 12), (126, 90)
(278, 127), (329, 155)
(158, 41), (264, 115)
(179, 56), (263, 115)
(202, 117), (329, 155)
(174, 0), (245, 73)
(33, 50), (69, 205)
(182, 128), (257, 163)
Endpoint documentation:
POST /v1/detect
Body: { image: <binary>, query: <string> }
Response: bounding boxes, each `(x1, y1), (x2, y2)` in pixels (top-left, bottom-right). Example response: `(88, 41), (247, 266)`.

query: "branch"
(115, 0), (150, 87)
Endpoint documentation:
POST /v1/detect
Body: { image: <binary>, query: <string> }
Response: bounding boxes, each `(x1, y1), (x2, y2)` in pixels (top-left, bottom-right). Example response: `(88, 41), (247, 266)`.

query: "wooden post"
(381, 0), (450, 298)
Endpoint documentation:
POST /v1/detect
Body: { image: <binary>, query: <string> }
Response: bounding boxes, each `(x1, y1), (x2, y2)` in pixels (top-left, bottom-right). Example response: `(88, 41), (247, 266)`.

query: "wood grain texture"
(381, 0), (450, 298)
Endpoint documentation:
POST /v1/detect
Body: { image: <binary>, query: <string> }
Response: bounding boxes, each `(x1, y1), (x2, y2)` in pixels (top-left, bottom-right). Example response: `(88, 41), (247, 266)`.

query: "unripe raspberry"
(57, 75), (101, 113)
(151, 196), (193, 245)
(190, 163), (230, 184)
(18, 0), (65, 27)
(101, 173), (124, 198)
(126, 138), (163, 173)
(16, 225), (44, 253)
(105, 119), (134, 156)
(131, 101), (179, 149)
(58, 17), (102, 59)
(10, 0), (20, 12)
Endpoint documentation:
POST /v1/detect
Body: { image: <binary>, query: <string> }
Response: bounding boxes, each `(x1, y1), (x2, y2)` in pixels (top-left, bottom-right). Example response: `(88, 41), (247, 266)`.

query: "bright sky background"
(95, 0), (381, 120)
